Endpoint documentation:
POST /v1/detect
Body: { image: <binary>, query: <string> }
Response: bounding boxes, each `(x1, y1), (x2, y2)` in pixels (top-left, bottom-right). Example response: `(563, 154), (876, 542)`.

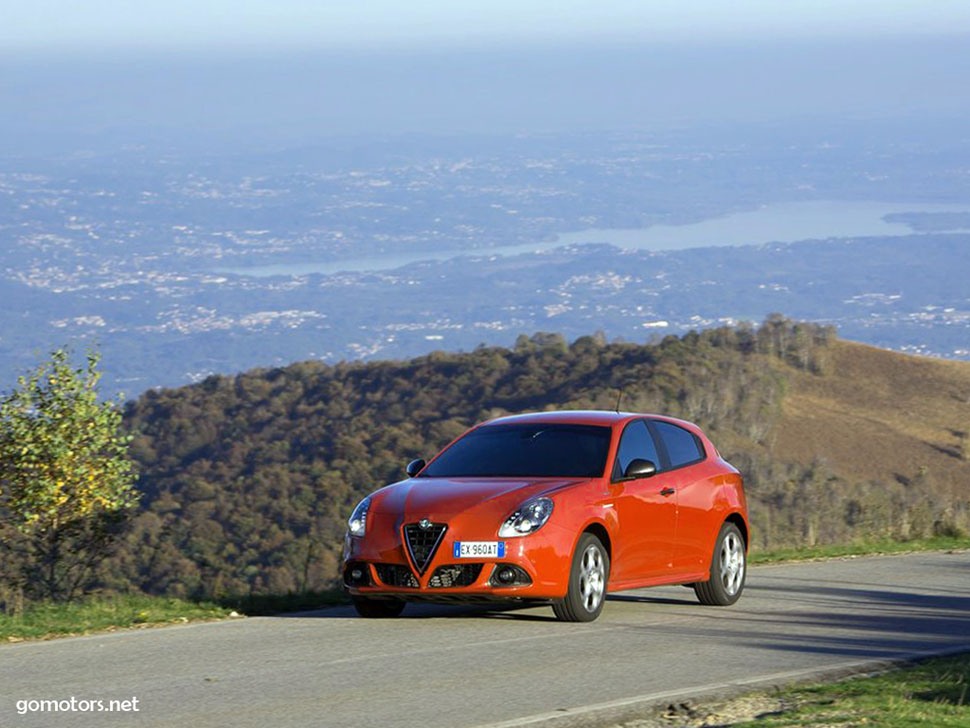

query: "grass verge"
(749, 534), (970, 564)
(728, 652), (970, 727)
(1, 594), (231, 643)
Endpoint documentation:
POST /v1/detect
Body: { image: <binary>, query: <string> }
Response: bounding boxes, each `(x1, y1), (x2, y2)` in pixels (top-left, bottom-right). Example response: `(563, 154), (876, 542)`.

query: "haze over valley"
(2, 120), (970, 393)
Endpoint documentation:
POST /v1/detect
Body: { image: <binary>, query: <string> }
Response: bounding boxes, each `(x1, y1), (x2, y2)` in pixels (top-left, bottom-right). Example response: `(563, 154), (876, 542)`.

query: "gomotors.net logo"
(16, 697), (140, 715)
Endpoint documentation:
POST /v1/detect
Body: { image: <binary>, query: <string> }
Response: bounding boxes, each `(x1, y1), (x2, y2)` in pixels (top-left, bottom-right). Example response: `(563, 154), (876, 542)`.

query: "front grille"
(429, 563), (483, 588)
(404, 522), (447, 574)
(374, 563), (419, 588)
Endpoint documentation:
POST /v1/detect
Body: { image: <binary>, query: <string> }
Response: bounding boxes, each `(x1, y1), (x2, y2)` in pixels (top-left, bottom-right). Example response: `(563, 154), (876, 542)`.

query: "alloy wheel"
(579, 543), (606, 612)
(719, 531), (745, 596)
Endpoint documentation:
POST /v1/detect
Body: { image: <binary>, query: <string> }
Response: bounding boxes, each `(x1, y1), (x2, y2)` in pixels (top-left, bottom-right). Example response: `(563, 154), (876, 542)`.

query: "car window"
(420, 423), (612, 478)
(612, 420), (662, 479)
(653, 421), (704, 468)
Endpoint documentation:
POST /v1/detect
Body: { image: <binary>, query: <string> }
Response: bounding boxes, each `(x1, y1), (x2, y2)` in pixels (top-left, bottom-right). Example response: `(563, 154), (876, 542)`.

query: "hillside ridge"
(775, 339), (970, 491)
(6, 318), (965, 603)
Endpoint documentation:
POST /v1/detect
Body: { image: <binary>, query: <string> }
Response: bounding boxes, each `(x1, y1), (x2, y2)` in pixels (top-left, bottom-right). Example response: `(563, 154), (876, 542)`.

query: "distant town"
(2, 126), (969, 394)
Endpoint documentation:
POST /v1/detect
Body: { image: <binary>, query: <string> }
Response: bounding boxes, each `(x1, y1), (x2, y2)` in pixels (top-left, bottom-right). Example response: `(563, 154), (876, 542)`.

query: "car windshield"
(420, 423), (611, 478)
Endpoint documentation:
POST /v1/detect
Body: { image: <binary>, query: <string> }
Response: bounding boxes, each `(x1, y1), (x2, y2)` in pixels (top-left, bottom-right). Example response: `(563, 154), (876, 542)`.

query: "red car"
(342, 410), (748, 621)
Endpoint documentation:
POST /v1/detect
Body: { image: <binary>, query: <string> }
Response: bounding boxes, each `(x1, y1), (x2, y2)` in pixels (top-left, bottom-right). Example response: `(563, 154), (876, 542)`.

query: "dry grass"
(773, 340), (970, 492)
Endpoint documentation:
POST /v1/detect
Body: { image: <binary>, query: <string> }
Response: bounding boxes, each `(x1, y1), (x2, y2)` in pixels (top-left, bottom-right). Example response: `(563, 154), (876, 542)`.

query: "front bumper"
(341, 513), (574, 601)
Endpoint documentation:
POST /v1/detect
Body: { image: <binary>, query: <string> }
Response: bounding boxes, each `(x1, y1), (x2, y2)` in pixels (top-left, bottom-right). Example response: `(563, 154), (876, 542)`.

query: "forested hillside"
(87, 317), (970, 600)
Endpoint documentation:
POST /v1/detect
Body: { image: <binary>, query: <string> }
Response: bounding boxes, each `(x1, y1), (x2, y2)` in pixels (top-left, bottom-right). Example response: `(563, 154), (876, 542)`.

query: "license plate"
(453, 541), (506, 558)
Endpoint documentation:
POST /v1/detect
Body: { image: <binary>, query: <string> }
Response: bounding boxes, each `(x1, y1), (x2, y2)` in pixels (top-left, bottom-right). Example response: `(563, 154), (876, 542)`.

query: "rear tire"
(553, 533), (609, 622)
(694, 522), (746, 606)
(352, 596), (406, 618)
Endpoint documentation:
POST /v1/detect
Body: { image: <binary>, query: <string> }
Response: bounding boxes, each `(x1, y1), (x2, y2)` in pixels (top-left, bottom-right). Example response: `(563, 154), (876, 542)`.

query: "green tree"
(0, 349), (138, 601)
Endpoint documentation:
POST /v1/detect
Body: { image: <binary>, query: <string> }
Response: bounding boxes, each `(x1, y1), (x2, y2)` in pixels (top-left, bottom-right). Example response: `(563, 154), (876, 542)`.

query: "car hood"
(369, 476), (583, 521)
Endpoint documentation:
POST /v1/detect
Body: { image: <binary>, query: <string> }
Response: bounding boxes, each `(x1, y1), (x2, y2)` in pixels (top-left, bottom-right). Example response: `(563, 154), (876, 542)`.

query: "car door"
(649, 420), (710, 576)
(608, 419), (678, 582)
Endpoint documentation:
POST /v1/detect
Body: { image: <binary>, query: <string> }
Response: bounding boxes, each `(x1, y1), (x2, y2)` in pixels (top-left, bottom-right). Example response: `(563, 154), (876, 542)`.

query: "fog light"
(343, 562), (372, 586)
(489, 563), (532, 587)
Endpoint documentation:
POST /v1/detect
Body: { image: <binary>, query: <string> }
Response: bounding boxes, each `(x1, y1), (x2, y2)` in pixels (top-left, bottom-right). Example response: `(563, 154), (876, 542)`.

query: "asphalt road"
(4, 551), (970, 728)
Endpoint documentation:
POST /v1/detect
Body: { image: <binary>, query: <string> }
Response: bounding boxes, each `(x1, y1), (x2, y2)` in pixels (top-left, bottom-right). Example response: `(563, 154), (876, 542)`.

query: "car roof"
(486, 410), (642, 427)
(484, 410), (705, 435)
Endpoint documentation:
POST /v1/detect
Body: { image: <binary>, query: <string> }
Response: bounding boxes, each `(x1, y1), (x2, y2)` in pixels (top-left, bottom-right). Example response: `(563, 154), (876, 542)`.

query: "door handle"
(660, 488), (675, 497)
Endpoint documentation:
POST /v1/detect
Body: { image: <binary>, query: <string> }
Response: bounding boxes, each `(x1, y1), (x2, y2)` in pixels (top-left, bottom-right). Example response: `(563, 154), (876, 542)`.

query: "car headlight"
(348, 496), (371, 537)
(499, 497), (554, 538)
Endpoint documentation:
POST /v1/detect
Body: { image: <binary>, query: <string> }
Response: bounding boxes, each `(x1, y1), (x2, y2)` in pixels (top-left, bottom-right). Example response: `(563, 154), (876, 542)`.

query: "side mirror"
(624, 458), (657, 480)
(406, 458), (426, 478)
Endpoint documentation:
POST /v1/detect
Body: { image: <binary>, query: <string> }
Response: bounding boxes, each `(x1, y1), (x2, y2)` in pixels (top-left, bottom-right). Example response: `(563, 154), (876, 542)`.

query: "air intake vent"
(429, 563), (483, 588)
(374, 563), (419, 588)
(404, 522), (447, 574)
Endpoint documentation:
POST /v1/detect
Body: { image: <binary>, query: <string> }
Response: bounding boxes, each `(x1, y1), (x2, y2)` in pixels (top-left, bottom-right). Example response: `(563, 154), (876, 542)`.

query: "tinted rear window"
(421, 423), (612, 478)
(653, 421), (705, 468)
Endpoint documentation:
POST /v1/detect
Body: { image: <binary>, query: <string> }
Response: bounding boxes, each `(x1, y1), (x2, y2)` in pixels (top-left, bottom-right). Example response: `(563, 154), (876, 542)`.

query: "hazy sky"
(2, 2), (969, 153)
(6, 0), (970, 52)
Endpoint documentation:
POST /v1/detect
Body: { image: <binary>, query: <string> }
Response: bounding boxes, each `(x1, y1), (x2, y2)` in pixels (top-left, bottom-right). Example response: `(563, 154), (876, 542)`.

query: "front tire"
(553, 533), (609, 622)
(694, 522), (746, 606)
(352, 596), (406, 618)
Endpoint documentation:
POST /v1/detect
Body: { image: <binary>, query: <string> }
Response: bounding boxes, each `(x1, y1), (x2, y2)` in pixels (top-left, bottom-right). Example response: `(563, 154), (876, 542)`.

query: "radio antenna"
(614, 388), (623, 414)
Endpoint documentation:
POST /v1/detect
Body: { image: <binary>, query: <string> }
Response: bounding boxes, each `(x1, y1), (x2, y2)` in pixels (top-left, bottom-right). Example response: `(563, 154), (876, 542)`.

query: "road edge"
(472, 643), (970, 728)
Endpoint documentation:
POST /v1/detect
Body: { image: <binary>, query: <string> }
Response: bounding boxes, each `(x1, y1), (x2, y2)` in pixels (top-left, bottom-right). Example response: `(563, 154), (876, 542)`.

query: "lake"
(218, 200), (970, 278)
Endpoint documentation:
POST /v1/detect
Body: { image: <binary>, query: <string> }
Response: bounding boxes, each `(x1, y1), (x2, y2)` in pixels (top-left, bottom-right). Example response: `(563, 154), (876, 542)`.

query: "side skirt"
(607, 571), (708, 593)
